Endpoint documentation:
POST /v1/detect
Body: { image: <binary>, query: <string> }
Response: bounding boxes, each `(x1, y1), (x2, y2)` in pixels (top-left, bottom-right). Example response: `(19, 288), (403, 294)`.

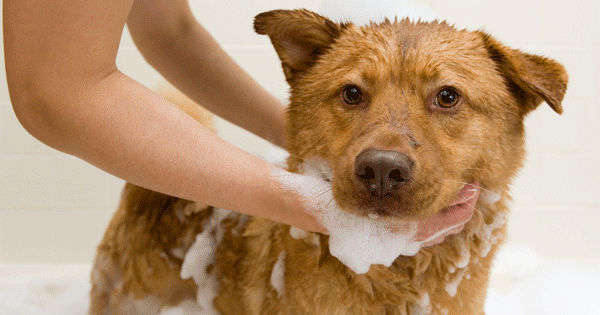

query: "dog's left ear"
(479, 32), (568, 115)
(254, 9), (345, 84)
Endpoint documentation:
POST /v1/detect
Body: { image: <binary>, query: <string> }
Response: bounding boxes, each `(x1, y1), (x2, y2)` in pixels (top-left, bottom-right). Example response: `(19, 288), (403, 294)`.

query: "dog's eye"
(341, 85), (364, 106)
(435, 87), (461, 108)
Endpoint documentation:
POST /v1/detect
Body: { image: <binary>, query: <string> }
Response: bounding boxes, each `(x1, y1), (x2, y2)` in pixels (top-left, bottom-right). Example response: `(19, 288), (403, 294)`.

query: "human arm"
(3, 0), (319, 231)
(126, 0), (287, 148)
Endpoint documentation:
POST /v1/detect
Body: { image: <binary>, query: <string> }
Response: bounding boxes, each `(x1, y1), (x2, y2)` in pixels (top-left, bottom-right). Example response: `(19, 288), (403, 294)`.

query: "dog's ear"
(254, 9), (344, 83)
(479, 32), (568, 115)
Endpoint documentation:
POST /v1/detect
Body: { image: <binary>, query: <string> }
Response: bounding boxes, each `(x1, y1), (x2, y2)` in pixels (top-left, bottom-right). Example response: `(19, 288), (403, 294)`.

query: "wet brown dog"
(89, 9), (567, 315)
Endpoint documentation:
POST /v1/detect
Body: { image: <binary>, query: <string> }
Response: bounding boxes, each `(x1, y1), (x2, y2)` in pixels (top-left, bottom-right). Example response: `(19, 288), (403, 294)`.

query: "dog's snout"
(354, 149), (413, 198)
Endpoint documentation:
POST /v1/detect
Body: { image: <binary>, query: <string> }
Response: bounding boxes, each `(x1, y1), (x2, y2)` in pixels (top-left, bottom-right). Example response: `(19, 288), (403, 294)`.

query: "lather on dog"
(89, 9), (567, 315)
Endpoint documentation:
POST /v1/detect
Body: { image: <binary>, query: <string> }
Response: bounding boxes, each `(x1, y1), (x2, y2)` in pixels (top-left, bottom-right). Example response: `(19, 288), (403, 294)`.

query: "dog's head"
(255, 9), (567, 221)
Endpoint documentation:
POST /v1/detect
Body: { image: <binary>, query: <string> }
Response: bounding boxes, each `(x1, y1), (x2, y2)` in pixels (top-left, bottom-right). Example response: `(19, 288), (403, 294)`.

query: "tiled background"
(0, 1), (598, 264)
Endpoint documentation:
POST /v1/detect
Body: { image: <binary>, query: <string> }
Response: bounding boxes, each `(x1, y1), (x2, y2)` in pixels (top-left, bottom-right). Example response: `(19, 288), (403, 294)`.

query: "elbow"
(8, 76), (44, 137)
(6, 60), (119, 154)
(7, 72), (70, 152)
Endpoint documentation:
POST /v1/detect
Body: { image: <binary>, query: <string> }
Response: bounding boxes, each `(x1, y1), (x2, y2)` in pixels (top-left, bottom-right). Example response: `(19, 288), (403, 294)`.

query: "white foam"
(325, 211), (421, 274)
(454, 237), (471, 269)
(480, 190), (502, 205)
(410, 292), (432, 315)
(272, 157), (433, 274)
(297, 157), (335, 181)
(270, 251), (286, 298)
(477, 212), (507, 258)
(178, 208), (230, 315)
(261, 147), (290, 168)
(289, 226), (309, 240)
(194, 276), (219, 315)
(445, 267), (468, 297)
(170, 248), (185, 260)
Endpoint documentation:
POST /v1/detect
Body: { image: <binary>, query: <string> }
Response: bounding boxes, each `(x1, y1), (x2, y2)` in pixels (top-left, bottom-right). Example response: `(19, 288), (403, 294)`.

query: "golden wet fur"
(89, 9), (567, 315)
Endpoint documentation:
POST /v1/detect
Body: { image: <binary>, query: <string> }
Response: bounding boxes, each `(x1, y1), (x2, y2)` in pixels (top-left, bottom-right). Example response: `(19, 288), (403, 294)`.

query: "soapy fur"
(89, 9), (567, 315)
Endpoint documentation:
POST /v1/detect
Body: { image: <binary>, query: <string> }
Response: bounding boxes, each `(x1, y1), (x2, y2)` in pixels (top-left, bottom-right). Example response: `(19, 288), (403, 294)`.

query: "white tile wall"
(0, 1), (598, 263)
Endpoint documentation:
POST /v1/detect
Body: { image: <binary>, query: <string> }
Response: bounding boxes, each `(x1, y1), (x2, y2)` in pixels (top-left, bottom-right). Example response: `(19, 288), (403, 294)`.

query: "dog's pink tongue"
(415, 182), (480, 243)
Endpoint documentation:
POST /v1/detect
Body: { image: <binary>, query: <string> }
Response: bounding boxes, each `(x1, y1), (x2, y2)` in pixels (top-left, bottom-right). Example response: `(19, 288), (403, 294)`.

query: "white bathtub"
(1, 245), (599, 315)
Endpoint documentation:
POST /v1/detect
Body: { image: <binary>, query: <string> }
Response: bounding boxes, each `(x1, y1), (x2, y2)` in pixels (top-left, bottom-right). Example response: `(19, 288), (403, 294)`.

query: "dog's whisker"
(303, 187), (334, 205)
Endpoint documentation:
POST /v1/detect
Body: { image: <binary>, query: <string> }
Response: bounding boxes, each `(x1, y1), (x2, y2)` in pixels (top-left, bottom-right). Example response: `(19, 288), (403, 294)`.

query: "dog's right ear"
(254, 9), (344, 83)
(478, 32), (568, 115)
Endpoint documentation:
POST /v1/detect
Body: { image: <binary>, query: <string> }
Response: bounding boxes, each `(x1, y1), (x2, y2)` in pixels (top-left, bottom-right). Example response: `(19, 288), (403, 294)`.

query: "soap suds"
(175, 208), (188, 224)
(411, 292), (432, 314)
(445, 267), (468, 297)
(270, 251), (286, 298)
(297, 157), (335, 182)
(180, 209), (229, 284)
(170, 247), (185, 260)
(476, 211), (507, 258)
(480, 190), (501, 205)
(453, 237), (471, 269)
(272, 157), (439, 274)
(289, 226), (320, 246)
(178, 208), (230, 315)
(325, 213), (421, 274)
(289, 226), (309, 240)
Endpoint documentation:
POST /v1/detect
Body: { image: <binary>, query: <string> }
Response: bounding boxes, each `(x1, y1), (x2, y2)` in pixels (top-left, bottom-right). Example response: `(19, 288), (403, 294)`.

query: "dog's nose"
(354, 149), (413, 198)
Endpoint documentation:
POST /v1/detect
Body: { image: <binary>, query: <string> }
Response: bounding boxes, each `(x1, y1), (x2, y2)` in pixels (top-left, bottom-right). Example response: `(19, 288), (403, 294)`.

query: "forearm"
(49, 70), (274, 212)
(127, 4), (288, 148)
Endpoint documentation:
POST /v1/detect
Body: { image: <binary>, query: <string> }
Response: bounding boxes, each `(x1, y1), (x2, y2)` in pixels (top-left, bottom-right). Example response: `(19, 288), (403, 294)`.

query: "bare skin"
(3, 0), (470, 238)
